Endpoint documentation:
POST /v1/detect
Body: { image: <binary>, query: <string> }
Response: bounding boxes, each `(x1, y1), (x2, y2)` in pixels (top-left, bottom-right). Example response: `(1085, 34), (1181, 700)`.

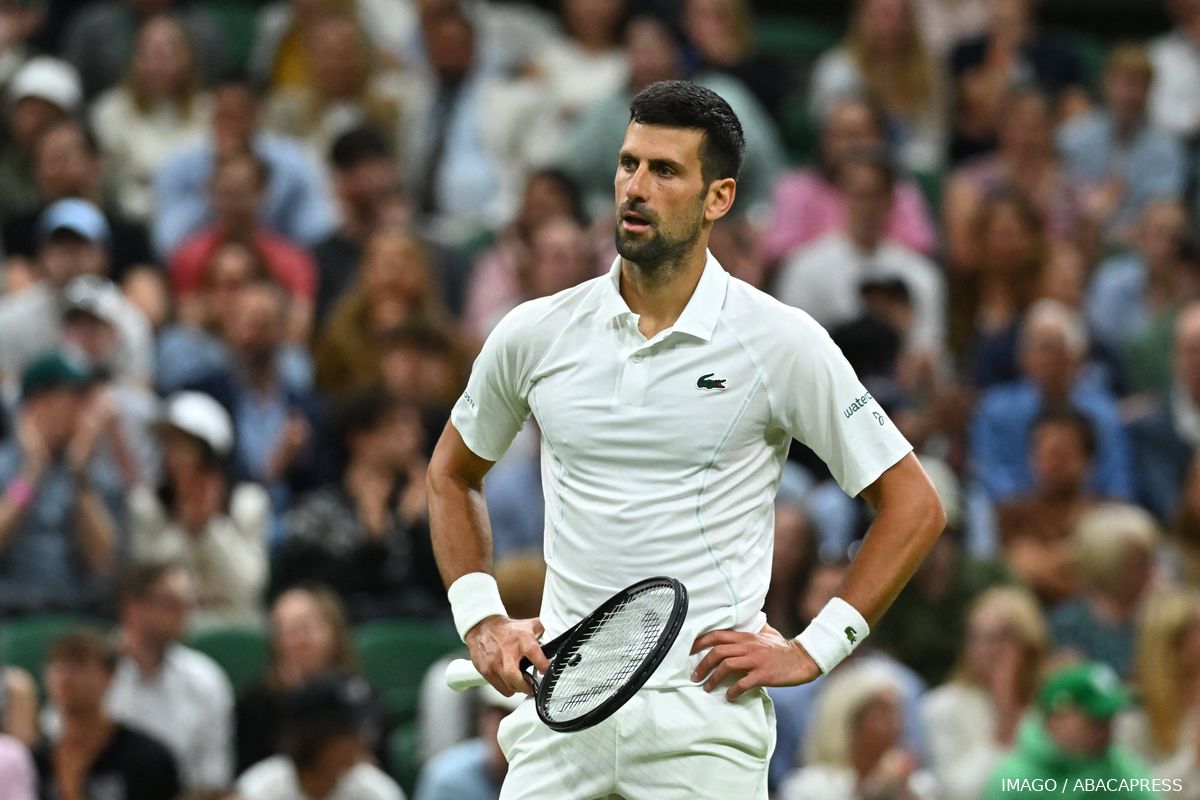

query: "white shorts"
(496, 684), (775, 800)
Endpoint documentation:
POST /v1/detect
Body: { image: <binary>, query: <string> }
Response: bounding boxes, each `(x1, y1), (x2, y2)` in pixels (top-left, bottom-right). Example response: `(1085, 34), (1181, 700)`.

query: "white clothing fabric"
(128, 483), (269, 629)
(238, 755), (406, 800)
(774, 233), (947, 352)
(451, 252), (913, 691)
(920, 681), (1009, 800)
(105, 644), (234, 790)
(497, 685), (774, 799)
(1150, 31), (1200, 139)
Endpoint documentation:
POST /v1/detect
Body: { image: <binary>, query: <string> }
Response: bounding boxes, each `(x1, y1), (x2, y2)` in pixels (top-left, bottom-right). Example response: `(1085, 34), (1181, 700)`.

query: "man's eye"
(655, 166), (673, 176)
(620, 158), (636, 170)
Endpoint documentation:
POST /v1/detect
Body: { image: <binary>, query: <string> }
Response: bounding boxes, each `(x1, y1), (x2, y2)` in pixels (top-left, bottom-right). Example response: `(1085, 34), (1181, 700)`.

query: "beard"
(613, 202), (705, 276)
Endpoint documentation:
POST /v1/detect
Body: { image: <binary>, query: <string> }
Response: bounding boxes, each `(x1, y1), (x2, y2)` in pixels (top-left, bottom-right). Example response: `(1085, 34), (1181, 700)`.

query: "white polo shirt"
(452, 252), (912, 687)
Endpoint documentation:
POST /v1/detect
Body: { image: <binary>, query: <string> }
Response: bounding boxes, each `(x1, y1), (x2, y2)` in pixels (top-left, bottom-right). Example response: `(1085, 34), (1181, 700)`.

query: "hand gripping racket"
(445, 576), (688, 733)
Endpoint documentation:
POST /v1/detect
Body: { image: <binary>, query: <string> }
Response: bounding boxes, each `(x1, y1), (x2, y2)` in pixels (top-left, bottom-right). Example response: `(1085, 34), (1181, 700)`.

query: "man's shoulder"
(236, 755), (293, 795)
(166, 644), (234, 696)
(490, 277), (605, 342)
(724, 276), (826, 336)
(341, 762), (406, 800)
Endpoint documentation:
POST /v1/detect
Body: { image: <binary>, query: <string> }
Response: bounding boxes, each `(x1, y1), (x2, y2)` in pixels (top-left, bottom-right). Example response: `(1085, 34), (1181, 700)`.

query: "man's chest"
(528, 334), (776, 471)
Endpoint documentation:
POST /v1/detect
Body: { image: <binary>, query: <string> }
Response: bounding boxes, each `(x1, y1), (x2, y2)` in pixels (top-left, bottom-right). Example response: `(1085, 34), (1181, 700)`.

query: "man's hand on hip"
(690, 625), (822, 701)
(465, 615), (551, 697)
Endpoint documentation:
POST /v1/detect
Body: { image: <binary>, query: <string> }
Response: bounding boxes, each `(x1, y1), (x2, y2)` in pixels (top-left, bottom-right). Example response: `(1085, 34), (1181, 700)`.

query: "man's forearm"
(839, 466), (947, 626)
(428, 468), (496, 588)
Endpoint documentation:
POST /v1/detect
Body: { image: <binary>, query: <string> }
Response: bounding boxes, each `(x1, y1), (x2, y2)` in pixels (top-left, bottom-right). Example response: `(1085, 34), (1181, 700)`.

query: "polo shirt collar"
(597, 251), (730, 342)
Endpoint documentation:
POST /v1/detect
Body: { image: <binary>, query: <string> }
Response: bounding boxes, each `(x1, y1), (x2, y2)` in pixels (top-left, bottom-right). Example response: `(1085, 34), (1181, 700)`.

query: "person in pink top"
(762, 94), (937, 265)
(169, 149), (316, 341)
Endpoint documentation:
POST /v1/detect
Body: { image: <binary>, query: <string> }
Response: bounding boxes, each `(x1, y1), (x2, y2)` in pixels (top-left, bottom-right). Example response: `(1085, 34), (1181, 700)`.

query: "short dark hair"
(47, 628), (118, 673)
(628, 80), (745, 183)
(1031, 406), (1097, 458)
(116, 560), (184, 605)
(329, 126), (394, 170)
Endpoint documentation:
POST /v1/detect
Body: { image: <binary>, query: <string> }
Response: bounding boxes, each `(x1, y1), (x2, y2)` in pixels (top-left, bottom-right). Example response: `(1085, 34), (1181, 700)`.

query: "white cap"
(63, 275), (124, 327)
(163, 391), (234, 457)
(10, 57), (82, 113)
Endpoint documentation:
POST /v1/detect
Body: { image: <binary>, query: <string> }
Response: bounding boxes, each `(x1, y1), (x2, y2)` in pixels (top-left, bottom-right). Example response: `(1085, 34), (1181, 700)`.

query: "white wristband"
(794, 597), (870, 674)
(448, 572), (509, 642)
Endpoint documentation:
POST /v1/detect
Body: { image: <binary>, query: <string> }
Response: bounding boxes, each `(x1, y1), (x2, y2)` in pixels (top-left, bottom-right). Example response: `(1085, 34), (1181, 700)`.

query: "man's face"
(1020, 321), (1077, 396)
(842, 162), (892, 242)
(45, 656), (112, 716)
(25, 388), (85, 453)
(423, 15), (474, 82)
(822, 102), (882, 172)
(337, 157), (397, 217)
(39, 232), (107, 287)
(1046, 708), (1113, 758)
(128, 569), (195, 646)
(311, 17), (362, 98)
(212, 160), (262, 228)
(1139, 202), (1187, 269)
(1174, 308), (1200, 401)
(63, 313), (119, 366)
(228, 285), (284, 367)
(614, 122), (709, 273)
(1105, 69), (1150, 123)
(212, 86), (257, 154)
(1031, 422), (1090, 494)
(11, 96), (65, 150)
(35, 125), (97, 200)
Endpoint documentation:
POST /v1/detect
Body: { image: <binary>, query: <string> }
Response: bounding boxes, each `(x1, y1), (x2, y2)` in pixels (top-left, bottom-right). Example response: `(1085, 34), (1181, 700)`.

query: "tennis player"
(428, 79), (947, 798)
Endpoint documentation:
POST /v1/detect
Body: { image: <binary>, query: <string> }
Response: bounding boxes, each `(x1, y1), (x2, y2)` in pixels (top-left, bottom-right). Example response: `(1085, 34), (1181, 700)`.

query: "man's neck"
(60, 710), (114, 752)
(297, 766), (340, 800)
(124, 632), (169, 677)
(848, 227), (882, 254)
(1112, 113), (1143, 144)
(619, 244), (707, 339)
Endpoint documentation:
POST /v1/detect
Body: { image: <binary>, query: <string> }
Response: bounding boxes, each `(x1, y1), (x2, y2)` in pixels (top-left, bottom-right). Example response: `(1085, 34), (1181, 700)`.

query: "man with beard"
(428, 80), (946, 798)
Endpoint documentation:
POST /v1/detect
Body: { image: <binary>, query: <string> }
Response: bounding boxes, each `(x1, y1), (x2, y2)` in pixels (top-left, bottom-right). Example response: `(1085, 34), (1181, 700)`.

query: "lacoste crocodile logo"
(696, 373), (726, 390)
(845, 627), (857, 644)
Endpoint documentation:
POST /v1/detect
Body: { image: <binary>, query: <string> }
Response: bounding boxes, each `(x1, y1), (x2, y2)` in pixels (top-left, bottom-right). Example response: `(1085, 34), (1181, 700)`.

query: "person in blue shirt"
(414, 684), (521, 800)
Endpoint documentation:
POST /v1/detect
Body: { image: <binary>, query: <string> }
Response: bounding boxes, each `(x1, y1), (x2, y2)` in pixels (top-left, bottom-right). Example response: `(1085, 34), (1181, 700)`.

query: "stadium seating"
(0, 614), (110, 700)
(354, 619), (464, 724)
(186, 625), (270, 695)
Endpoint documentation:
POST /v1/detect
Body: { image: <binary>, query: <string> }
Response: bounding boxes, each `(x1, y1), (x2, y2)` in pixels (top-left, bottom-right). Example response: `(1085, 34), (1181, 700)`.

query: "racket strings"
(543, 585), (679, 721)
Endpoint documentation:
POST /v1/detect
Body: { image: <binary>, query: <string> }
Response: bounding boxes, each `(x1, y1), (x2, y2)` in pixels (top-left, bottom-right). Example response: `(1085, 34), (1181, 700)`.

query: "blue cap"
(37, 199), (110, 248)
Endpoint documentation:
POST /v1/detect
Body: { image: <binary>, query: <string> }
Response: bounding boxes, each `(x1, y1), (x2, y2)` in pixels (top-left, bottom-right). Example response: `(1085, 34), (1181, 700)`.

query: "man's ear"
(704, 178), (737, 223)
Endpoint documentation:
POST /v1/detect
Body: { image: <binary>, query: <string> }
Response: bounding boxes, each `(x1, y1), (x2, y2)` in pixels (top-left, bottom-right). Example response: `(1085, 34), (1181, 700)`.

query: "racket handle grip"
(445, 658), (489, 691)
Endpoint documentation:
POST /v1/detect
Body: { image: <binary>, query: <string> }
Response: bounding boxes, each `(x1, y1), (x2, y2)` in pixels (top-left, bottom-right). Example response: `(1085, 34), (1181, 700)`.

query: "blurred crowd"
(0, 0), (1199, 797)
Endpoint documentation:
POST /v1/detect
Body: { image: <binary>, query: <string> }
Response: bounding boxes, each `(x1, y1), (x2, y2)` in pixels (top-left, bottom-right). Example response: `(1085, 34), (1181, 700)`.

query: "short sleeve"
(770, 317), (913, 497)
(450, 303), (540, 462)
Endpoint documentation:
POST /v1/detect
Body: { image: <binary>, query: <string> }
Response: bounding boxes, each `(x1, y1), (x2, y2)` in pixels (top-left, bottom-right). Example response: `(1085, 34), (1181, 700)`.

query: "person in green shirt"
(987, 662), (1163, 799)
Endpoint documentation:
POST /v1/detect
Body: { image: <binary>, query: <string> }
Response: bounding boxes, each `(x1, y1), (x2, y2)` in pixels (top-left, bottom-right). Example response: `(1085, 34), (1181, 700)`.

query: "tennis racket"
(445, 576), (688, 733)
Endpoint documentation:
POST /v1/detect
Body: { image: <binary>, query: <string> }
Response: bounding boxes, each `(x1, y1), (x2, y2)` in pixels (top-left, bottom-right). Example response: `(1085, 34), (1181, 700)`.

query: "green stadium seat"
(755, 16), (840, 63)
(354, 620), (463, 724)
(0, 614), (110, 701)
(386, 720), (424, 798)
(186, 625), (269, 695)
(200, 0), (259, 73)
(913, 168), (946, 217)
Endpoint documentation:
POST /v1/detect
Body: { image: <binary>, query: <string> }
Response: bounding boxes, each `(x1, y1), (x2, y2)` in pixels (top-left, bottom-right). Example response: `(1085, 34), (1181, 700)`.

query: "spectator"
(2, 119), (156, 285)
(0, 57), (81, 226)
(236, 671), (404, 800)
(528, 0), (629, 150)
(0, 198), (155, 394)
(948, 0), (1088, 162)
(1086, 200), (1189, 355)
(280, 391), (444, 622)
(810, 0), (947, 173)
(413, 684), (521, 800)
(763, 95), (936, 265)
(779, 661), (937, 800)
(971, 300), (1133, 503)
(34, 629), (181, 800)
(264, 12), (404, 163)
(1049, 503), (1160, 679)
(152, 76), (336, 259)
(190, 280), (328, 527)
(107, 561), (235, 790)
(682, 0), (786, 119)
(1123, 229), (1200, 397)
(0, 733), (35, 800)
(235, 586), (364, 774)
(1058, 44), (1187, 247)
(377, 321), (467, 454)
(464, 168), (587, 340)
(60, 275), (162, 487)
(1128, 302), (1200, 522)
(911, 0), (989, 58)
(944, 86), (1089, 274)
(169, 150), (317, 342)
(60, 0), (226, 101)
(1171, 453), (1200, 584)
(0, 352), (123, 616)
(1, 663), (37, 747)
(91, 14), (214, 223)
(0, 0), (42, 92)
(313, 127), (407, 327)
(1117, 587), (1200, 783)
(920, 586), (1048, 800)
(986, 662), (1156, 800)
(1150, 0), (1200, 142)
(316, 228), (447, 396)
(564, 13), (784, 217)
(774, 147), (946, 357)
(993, 408), (1102, 604)
(128, 392), (269, 628)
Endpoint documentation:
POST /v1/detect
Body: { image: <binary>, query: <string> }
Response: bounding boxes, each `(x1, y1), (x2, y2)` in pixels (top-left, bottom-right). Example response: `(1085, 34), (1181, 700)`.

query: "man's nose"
(623, 164), (650, 202)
